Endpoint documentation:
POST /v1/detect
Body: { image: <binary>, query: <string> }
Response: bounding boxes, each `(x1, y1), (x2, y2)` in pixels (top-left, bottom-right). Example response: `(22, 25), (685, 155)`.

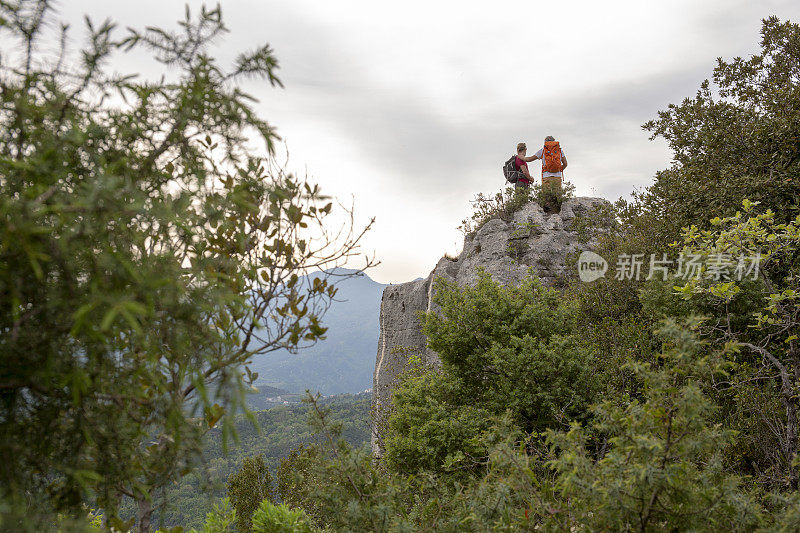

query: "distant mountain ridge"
(248, 267), (387, 395)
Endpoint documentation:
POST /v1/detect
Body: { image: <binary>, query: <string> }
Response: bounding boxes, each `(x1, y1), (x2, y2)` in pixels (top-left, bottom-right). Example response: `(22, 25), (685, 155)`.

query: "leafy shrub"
(540, 322), (763, 532)
(383, 369), (497, 477)
(226, 455), (276, 533)
(530, 179), (576, 214)
(381, 272), (598, 479)
(459, 182), (576, 236)
(190, 498), (237, 533)
(458, 187), (531, 236)
(568, 201), (617, 244)
(251, 501), (316, 533)
(275, 445), (326, 525)
(0, 2), (373, 528)
(422, 272), (597, 431)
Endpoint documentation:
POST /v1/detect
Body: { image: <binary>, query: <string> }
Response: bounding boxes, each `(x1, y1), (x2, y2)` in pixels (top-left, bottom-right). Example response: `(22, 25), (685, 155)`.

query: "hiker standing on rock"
(530, 135), (567, 189)
(513, 142), (538, 189)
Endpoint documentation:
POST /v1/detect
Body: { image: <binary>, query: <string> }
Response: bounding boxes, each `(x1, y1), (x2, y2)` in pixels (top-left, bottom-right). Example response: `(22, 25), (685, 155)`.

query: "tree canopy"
(0, 2), (372, 530)
(624, 16), (800, 248)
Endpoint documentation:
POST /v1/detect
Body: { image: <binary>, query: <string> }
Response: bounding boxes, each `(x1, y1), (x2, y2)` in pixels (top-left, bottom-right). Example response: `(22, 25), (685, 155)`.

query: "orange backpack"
(542, 141), (562, 174)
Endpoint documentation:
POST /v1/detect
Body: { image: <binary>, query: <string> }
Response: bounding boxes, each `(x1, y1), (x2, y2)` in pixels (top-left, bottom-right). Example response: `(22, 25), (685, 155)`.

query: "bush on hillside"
(382, 272), (598, 479)
(458, 182), (576, 236)
(251, 501), (316, 533)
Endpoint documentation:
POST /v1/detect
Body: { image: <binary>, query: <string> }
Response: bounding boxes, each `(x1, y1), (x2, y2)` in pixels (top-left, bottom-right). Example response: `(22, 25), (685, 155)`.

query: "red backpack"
(542, 141), (562, 174)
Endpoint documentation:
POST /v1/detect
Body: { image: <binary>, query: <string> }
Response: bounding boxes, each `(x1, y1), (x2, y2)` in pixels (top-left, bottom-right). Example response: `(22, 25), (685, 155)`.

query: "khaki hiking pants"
(542, 175), (562, 191)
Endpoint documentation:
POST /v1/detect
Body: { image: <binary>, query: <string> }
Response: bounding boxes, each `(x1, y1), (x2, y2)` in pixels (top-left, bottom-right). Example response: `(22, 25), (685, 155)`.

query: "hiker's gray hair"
(544, 135), (555, 142)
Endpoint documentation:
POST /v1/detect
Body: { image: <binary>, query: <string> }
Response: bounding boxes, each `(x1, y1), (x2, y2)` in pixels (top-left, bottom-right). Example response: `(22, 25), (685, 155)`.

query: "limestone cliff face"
(371, 196), (610, 456)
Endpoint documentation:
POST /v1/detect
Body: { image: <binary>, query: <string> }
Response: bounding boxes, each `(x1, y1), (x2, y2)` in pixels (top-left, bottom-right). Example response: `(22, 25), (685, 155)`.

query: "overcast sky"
(54, 0), (800, 283)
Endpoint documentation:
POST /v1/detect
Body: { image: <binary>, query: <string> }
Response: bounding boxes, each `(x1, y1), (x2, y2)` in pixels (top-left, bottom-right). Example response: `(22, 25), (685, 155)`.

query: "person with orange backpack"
(531, 135), (568, 189)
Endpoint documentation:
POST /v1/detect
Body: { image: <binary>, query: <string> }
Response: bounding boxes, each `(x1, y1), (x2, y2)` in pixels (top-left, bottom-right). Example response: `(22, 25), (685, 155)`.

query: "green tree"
(380, 272), (598, 476)
(542, 323), (763, 532)
(226, 455), (275, 533)
(190, 499), (237, 533)
(422, 272), (596, 433)
(0, 2), (372, 530)
(275, 396), (418, 532)
(641, 200), (800, 488)
(268, 330), (768, 532)
(627, 17), (800, 247)
(276, 445), (325, 524)
(265, 292), (782, 531)
(251, 501), (316, 533)
(383, 363), (496, 477)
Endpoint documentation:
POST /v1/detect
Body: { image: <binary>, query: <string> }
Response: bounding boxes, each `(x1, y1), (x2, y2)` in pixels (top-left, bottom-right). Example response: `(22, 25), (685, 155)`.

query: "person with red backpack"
(531, 135), (568, 189)
(509, 142), (538, 189)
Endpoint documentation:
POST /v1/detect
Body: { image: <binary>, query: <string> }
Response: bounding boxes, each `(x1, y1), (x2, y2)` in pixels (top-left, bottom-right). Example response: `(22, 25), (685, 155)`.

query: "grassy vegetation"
(458, 182), (576, 237)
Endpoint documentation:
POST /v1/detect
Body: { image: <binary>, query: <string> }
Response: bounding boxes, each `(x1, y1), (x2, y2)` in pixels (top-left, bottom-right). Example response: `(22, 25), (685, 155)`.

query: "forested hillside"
(127, 393), (370, 530)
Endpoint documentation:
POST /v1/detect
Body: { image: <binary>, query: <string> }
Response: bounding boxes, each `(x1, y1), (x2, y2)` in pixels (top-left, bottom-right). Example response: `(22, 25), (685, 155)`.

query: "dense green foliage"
(226, 455), (276, 533)
(544, 322), (763, 531)
(647, 201), (800, 489)
(4, 2), (800, 530)
(625, 16), (800, 248)
(251, 501), (316, 533)
(0, 2), (371, 530)
(250, 269), (788, 531)
(188, 499), (236, 533)
(208, 17), (800, 533)
(383, 273), (597, 477)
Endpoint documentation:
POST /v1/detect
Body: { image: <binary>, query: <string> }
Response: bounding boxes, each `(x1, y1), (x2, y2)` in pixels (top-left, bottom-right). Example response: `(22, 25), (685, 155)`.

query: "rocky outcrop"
(371, 196), (610, 456)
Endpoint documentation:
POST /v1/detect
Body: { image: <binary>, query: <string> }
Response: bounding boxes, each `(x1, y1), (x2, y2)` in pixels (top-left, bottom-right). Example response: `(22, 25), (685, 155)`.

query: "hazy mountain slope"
(249, 268), (386, 395)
